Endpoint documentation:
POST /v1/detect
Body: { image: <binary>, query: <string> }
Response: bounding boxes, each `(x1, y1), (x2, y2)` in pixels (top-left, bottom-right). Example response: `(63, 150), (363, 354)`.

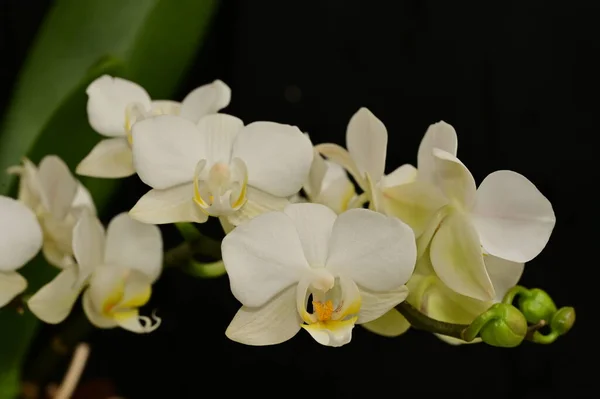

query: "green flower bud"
(478, 303), (528, 348)
(550, 307), (575, 336)
(517, 288), (557, 324)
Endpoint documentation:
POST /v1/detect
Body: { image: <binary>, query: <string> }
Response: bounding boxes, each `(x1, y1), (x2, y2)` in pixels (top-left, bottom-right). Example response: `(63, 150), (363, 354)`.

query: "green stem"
(395, 301), (471, 341)
(502, 285), (530, 305)
(163, 232), (222, 268)
(183, 260), (226, 278)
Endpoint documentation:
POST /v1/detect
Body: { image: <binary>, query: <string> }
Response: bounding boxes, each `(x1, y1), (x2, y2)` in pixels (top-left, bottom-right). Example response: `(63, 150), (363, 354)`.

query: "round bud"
(479, 303), (528, 348)
(517, 288), (557, 324)
(550, 307), (575, 335)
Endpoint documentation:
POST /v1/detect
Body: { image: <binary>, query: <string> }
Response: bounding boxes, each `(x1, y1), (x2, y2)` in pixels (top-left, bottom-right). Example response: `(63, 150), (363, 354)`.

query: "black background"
(1, 1), (596, 398)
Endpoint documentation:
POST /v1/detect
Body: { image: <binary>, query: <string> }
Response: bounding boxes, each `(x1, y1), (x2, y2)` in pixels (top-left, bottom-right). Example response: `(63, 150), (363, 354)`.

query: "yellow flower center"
(313, 300), (335, 322)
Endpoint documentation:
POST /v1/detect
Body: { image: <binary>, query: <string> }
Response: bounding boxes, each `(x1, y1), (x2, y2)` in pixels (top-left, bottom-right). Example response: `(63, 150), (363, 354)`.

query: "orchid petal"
(232, 122), (313, 197)
(130, 184), (208, 225)
(28, 266), (86, 324)
(283, 203), (336, 267)
(0, 196), (43, 271)
(76, 138), (134, 178)
(326, 209), (416, 292)
(417, 121), (458, 183)
(180, 80), (231, 123)
(104, 213), (163, 282)
(472, 170), (556, 263)
(132, 115), (204, 189)
(222, 209), (311, 308)
(86, 75), (151, 137)
(430, 211), (494, 301)
(226, 285), (301, 346)
(361, 309), (411, 337)
(357, 285), (409, 324)
(346, 107), (388, 182)
(382, 180), (448, 237)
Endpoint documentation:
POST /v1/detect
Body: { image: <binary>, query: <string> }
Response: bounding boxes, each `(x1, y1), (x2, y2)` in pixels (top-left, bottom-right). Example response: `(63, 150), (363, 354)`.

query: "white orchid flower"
(223, 203), (416, 347)
(129, 114), (313, 231)
(76, 75), (231, 178)
(315, 107), (417, 213)
(9, 156), (96, 268)
(28, 212), (163, 333)
(364, 251), (524, 345)
(303, 151), (357, 214)
(384, 122), (555, 301)
(0, 196), (43, 307)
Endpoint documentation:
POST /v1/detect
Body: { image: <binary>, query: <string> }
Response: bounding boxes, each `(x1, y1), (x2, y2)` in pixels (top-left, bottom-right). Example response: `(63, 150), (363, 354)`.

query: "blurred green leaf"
(0, 0), (219, 396)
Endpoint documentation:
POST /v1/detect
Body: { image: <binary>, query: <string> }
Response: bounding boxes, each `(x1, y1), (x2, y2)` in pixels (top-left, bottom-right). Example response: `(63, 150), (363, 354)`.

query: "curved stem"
(502, 285), (530, 305)
(164, 232), (222, 268)
(183, 260), (226, 278)
(394, 301), (471, 341)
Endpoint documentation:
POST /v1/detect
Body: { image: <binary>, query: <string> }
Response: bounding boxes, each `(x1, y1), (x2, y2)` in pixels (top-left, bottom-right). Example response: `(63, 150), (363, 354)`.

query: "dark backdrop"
(1, 1), (596, 398)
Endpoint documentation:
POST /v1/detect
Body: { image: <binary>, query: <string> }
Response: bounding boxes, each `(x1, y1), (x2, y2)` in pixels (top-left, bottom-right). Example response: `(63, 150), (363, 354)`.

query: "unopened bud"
(479, 303), (528, 348)
(517, 288), (557, 324)
(550, 306), (575, 336)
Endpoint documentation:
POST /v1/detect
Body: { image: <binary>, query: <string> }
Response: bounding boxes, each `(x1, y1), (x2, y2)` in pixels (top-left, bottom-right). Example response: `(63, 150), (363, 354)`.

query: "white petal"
(364, 173), (384, 212)
(416, 207), (448, 259)
(221, 210), (311, 308)
(417, 121), (458, 183)
(226, 285), (301, 346)
(357, 285), (409, 324)
(326, 209), (416, 292)
(321, 160), (352, 192)
(0, 272), (27, 307)
(304, 150), (328, 199)
(42, 241), (74, 269)
(76, 138), (135, 178)
(27, 266), (86, 324)
(484, 255), (524, 302)
(132, 115), (204, 189)
(150, 100), (181, 115)
(198, 114), (243, 165)
(72, 211), (105, 276)
(11, 158), (45, 211)
(104, 213), (163, 282)
(115, 311), (161, 334)
(283, 203), (336, 267)
(305, 153), (356, 214)
(302, 318), (356, 347)
(226, 186), (289, 227)
(432, 149), (477, 208)
(315, 143), (365, 189)
(318, 174), (356, 215)
(346, 107), (388, 182)
(86, 75), (151, 137)
(420, 278), (489, 344)
(219, 216), (235, 234)
(361, 309), (411, 337)
(0, 196), (43, 271)
(130, 184), (208, 225)
(180, 79), (231, 123)
(72, 182), (96, 215)
(82, 289), (117, 329)
(382, 164), (417, 188)
(429, 211), (494, 301)
(232, 122), (313, 197)
(381, 181), (448, 237)
(38, 156), (79, 219)
(471, 170), (556, 263)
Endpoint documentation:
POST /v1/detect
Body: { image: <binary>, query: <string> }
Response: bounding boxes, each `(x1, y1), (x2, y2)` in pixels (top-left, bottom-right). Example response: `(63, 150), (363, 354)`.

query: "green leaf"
(0, 0), (219, 396)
